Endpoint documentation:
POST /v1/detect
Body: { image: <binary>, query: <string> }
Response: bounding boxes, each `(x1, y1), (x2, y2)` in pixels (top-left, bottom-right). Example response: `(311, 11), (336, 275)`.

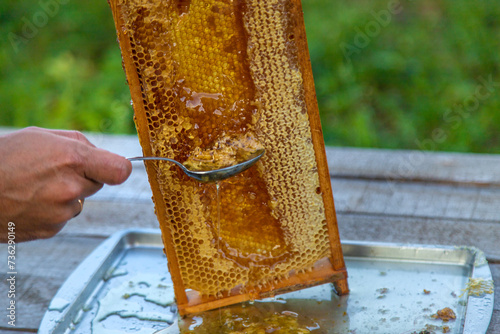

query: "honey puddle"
(178, 283), (346, 333)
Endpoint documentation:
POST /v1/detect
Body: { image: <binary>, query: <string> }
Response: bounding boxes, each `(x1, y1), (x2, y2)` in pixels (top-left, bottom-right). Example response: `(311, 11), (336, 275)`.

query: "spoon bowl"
(128, 149), (265, 183)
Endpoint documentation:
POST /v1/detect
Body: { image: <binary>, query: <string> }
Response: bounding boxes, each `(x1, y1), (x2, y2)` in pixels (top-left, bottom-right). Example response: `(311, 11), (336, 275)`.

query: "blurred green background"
(1, 0), (499, 152)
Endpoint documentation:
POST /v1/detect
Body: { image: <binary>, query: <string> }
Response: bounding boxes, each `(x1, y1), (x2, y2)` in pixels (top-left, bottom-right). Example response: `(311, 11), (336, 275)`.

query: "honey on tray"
(109, 0), (348, 315)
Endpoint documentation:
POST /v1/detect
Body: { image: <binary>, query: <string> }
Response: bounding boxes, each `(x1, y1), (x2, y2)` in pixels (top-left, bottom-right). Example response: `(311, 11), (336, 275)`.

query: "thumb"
(82, 147), (132, 185)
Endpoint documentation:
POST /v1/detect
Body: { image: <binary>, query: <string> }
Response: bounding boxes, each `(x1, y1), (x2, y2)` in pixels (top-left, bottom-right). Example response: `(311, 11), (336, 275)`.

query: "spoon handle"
(127, 156), (187, 171)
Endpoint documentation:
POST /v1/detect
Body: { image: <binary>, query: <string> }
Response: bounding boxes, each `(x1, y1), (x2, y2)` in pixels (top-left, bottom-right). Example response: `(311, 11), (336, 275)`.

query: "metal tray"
(39, 229), (494, 334)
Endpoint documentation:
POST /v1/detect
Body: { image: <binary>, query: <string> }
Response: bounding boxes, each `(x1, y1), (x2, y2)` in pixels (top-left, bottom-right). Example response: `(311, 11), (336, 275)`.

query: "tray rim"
(38, 228), (494, 334)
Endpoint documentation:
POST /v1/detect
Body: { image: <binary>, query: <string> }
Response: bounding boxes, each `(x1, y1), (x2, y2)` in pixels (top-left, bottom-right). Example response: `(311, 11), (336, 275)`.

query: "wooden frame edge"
(178, 257), (347, 315)
(107, 0), (188, 305)
(291, 0), (349, 295)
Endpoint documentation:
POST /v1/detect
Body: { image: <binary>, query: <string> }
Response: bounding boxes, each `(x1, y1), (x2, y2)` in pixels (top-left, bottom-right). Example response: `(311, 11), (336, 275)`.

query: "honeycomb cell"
(111, 0), (342, 304)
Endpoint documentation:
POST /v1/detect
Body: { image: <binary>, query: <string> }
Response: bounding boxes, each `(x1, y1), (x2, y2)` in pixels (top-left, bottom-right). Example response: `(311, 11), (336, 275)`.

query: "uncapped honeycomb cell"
(113, 0), (336, 298)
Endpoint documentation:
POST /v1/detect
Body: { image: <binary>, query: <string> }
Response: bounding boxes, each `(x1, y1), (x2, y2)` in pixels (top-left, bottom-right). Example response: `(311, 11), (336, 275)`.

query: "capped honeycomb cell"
(109, 0), (348, 315)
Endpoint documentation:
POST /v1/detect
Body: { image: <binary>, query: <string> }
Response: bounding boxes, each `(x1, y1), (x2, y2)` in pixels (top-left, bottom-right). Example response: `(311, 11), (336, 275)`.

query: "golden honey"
(109, 0), (347, 314)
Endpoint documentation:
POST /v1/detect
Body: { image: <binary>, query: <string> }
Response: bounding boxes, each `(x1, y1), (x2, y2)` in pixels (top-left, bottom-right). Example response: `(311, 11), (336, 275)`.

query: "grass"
(1, 0), (499, 153)
(303, 0), (500, 152)
(0, 0), (134, 134)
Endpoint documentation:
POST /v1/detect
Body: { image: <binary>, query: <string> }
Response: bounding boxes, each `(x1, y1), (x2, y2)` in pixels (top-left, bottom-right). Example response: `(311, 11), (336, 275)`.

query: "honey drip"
(215, 181), (222, 325)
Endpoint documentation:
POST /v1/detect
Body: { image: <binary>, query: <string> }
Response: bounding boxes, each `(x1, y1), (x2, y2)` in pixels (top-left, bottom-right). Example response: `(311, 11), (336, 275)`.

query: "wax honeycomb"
(110, 0), (343, 305)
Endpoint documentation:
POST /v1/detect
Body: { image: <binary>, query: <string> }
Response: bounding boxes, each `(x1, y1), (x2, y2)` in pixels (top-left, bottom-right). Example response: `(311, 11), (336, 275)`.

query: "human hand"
(0, 127), (132, 242)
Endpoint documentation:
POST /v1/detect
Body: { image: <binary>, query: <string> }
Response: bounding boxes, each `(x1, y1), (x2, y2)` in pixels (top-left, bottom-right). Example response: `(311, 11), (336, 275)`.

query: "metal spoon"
(128, 149), (265, 183)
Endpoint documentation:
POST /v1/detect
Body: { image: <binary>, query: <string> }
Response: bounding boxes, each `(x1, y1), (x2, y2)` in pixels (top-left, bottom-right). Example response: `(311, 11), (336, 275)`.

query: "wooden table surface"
(1, 130), (499, 333)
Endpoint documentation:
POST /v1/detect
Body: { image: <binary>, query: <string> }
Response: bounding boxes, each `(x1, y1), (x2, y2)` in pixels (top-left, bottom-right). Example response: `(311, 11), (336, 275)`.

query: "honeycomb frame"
(108, 0), (348, 315)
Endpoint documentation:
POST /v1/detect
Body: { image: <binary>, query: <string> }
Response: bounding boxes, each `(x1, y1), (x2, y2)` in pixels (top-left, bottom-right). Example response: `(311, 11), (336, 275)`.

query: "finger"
(79, 178), (104, 199)
(34, 218), (68, 239)
(23, 127), (96, 147)
(47, 129), (96, 147)
(40, 172), (101, 205)
(22, 202), (72, 239)
(43, 199), (83, 223)
(81, 147), (132, 185)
